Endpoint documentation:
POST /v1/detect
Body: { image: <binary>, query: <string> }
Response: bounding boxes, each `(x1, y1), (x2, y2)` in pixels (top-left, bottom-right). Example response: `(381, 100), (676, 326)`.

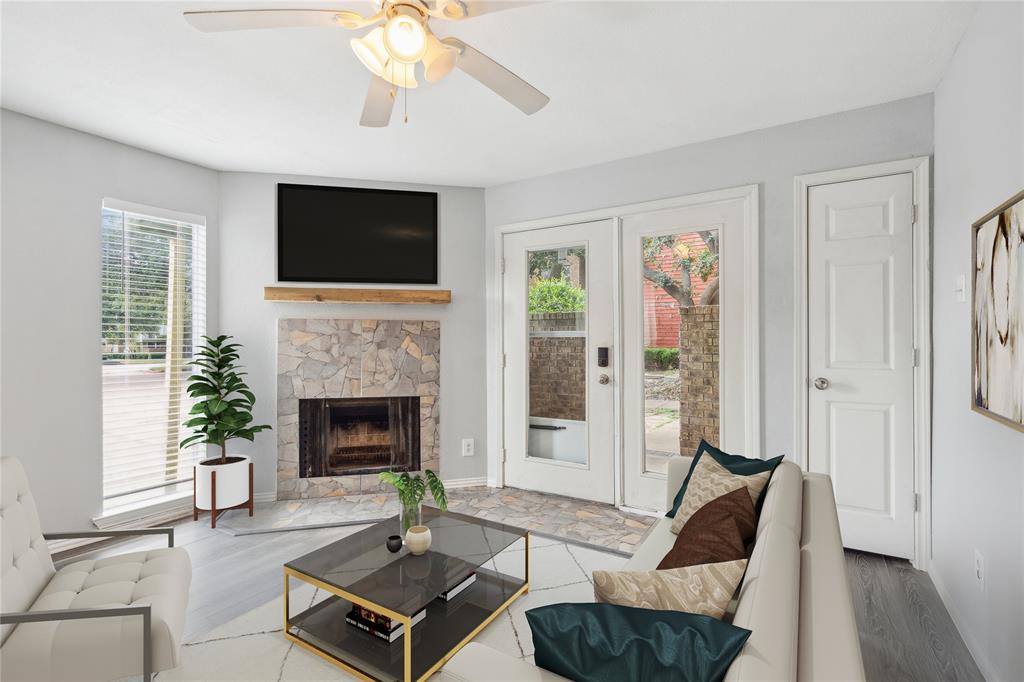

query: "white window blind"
(101, 202), (207, 508)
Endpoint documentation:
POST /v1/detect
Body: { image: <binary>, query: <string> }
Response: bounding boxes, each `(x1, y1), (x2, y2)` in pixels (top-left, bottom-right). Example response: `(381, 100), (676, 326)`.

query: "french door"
(502, 220), (616, 503)
(621, 198), (754, 510)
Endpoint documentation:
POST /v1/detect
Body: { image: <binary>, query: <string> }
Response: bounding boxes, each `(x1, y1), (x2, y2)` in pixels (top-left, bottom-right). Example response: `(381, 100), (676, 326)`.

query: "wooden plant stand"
(193, 462), (254, 529)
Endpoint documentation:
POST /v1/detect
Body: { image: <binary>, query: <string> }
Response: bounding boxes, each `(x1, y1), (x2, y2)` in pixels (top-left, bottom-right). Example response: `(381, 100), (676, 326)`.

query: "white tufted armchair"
(1, 457), (192, 681)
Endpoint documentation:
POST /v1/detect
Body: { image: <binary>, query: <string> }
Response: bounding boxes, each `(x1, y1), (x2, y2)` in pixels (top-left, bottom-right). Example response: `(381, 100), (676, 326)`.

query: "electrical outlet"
(461, 438), (475, 457)
(974, 550), (985, 592)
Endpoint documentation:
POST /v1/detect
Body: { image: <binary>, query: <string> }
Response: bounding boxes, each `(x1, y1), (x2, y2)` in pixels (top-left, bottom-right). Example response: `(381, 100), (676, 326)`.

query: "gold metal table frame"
(284, 532), (530, 682)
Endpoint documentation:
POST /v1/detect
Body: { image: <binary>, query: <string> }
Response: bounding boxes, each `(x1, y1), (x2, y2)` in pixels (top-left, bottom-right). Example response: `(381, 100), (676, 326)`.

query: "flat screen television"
(277, 183), (438, 284)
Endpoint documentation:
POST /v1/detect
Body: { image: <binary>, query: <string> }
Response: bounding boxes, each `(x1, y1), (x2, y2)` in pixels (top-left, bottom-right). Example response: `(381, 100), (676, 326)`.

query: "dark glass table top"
(285, 507), (528, 618)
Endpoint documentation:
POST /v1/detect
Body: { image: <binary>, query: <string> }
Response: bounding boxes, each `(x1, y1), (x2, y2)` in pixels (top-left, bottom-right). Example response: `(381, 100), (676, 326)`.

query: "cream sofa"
(440, 456), (865, 681)
(0, 457), (192, 681)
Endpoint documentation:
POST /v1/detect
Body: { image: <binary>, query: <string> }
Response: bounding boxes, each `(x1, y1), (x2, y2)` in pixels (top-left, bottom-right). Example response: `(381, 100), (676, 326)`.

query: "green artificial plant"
(180, 335), (272, 463)
(379, 470), (448, 532)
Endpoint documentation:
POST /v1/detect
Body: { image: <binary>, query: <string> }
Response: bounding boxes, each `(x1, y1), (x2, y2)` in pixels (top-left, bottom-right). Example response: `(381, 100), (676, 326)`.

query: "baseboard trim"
(443, 477), (488, 489)
(928, 565), (998, 681)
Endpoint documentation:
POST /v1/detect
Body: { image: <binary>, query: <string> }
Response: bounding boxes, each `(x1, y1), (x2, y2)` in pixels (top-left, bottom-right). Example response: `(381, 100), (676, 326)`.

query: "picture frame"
(970, 188), (1024, 432)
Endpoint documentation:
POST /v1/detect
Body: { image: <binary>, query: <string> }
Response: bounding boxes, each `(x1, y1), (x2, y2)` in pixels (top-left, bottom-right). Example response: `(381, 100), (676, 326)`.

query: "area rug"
(158, 536), (626, 680)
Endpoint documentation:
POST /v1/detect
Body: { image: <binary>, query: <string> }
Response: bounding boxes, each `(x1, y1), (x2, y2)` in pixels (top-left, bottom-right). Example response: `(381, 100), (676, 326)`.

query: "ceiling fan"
(183, 1), (549, 127)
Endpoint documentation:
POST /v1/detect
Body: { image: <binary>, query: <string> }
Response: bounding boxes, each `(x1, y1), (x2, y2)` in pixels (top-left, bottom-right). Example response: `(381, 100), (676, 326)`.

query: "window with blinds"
(101, 201), (207, 510)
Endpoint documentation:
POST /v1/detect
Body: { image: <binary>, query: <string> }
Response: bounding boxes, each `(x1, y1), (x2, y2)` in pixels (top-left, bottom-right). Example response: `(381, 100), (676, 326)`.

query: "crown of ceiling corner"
(183, 0), (550, 128)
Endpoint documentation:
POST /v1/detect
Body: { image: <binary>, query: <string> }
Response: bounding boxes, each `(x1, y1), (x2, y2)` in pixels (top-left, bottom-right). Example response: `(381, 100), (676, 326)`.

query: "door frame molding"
(489, 184), (760, 507)
(793, 157), (931, 570)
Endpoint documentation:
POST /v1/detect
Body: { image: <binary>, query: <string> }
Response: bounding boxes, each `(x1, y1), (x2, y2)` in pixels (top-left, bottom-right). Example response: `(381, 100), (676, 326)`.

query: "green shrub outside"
(528, 277), (585, 313)
(645, 347), (679, 371)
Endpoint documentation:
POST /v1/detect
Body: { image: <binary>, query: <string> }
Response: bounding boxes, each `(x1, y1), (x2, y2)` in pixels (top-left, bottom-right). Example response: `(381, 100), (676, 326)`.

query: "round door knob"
(598, 374), (610, 385)
(813, 377), (830, 390)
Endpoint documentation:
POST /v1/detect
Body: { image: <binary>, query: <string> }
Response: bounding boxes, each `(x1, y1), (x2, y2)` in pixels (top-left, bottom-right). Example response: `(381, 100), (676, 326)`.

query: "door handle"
(813, 377), (830, 390)
(598, 374), (611, 385)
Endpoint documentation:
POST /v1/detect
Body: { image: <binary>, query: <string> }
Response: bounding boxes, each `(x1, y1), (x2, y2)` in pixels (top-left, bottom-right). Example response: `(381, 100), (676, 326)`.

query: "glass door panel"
(526, 245), (587, 464)
(640, 230), (721, 475)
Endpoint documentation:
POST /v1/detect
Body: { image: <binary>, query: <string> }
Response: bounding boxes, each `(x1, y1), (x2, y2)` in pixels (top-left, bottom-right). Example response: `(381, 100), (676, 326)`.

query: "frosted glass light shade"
(422, 33), (457, 82)
(351, 27), (418, 88)
(383, 14), (427, 64)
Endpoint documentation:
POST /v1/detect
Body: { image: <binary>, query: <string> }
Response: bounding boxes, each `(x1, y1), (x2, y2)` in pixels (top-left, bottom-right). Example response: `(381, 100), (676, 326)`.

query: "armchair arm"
(1, 605), (152, 680)
(44, 527), (174, 547)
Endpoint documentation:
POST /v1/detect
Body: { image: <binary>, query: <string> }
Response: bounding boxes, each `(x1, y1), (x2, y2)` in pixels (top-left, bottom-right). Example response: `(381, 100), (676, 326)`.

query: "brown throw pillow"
(593, 559), (747, 620)
(658, 486), (757, 569)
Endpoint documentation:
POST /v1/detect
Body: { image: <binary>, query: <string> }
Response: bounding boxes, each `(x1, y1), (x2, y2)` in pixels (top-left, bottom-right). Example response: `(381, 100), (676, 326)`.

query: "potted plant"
(180, 335), (271, 520)
(379, 470), (447, 535)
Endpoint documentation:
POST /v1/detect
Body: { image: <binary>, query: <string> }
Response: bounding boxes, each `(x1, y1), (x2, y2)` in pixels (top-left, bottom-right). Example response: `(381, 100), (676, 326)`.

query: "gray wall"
(0, 110), (221, 530)
(485, 95), (934, 459)
(931, 3), (1024, 679)
(217, 172), (488, 496)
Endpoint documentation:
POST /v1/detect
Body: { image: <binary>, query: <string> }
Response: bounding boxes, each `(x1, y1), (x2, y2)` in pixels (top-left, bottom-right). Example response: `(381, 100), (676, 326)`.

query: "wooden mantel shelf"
(264, 286), (452, 305)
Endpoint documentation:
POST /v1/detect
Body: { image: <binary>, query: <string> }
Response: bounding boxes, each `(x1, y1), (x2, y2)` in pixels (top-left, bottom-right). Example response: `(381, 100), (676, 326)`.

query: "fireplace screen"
(298, 397), (420, 477)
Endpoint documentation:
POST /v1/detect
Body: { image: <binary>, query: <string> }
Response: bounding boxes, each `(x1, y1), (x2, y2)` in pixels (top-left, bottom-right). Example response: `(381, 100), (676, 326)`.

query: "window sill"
(92, 491), (193, 531)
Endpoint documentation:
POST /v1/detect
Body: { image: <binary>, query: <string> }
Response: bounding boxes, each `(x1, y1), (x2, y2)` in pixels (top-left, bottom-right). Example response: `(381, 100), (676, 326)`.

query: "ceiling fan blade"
(360, 75), (396, 127)
(184, 9), (377, 32)
(442, 38), (549, 115)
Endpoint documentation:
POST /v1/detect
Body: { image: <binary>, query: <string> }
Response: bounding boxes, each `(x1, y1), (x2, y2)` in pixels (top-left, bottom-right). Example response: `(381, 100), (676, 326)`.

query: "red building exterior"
(643, 234), (717, 348)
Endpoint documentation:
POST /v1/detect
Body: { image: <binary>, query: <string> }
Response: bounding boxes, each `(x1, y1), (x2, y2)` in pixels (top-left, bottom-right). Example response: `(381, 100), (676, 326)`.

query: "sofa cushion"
(593, 559), (746, 619)
(667, 441), (783, 520)
(1, 546), (192, 681)
(659, 486), (756, 569)
(436, 643), (567, 681)
(1, 457), (56, 644)
(725, 519), (800, 681)
(526, 602), (751, 682)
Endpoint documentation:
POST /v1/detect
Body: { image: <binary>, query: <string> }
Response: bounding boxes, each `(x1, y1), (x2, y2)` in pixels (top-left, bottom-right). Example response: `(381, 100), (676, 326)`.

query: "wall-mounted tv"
(277, 183), (438, 284)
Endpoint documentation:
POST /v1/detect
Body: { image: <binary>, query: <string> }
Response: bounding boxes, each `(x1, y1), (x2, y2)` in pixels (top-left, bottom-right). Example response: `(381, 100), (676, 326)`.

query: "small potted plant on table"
(180, 335), (271, 527)
(379, 470), (447, 554)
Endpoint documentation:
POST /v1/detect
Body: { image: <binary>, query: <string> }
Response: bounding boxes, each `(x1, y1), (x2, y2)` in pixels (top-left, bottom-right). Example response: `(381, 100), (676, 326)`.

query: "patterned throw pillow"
(593, 559), (747, 620)
(670, 454), (772, 535)
(667, 440), (784, 519)
(658, 486), (756, 569)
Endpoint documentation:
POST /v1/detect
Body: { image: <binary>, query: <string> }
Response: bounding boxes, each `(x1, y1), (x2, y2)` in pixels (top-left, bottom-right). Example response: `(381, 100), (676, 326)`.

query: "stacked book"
(346, 605), (426, 643)
(345, 572), (477, 643)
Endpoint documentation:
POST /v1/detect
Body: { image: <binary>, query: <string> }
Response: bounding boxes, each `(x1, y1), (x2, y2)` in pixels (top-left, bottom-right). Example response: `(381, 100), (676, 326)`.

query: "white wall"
(218, 172), (487, 496)
(0, 110), (220, 530)
(485, 95), (934, 461)
(931, 4), (1024, 679)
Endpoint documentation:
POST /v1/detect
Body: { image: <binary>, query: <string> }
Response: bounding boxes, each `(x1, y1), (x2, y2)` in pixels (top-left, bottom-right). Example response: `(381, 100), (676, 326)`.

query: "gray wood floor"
(846, 550), (984, 682)
(61, 518), (984, 680)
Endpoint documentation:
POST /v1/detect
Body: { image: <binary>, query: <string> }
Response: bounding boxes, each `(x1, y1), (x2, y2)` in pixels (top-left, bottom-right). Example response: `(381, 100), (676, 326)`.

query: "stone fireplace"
(298, 397), (420, 477)
(277, 319), (439, 499)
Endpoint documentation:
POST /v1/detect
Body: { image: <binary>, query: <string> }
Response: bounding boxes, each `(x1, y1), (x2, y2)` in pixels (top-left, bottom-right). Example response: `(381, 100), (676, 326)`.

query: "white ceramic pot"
(405, 525), (432, 555)
(194, 455), (251, 510)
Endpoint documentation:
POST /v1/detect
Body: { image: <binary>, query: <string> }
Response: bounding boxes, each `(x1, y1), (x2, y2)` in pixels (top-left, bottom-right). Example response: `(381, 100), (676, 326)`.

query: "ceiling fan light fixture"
(421, 33), (457, 82)
(351, 27), (389, 77)
(382, 10), (427, 64)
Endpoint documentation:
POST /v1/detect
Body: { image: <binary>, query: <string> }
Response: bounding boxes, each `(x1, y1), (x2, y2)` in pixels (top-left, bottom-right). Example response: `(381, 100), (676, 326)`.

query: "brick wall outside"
(529, 313), (586, 421)
(678, 305), (720, 454)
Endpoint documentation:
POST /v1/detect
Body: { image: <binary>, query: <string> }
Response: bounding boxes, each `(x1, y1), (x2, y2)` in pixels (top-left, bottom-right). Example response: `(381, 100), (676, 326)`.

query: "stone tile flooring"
(218, 486), (658, 554)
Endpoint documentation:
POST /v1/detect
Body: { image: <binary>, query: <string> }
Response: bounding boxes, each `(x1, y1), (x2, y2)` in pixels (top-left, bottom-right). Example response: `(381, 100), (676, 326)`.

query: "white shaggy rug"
(158, 536), (626, 680)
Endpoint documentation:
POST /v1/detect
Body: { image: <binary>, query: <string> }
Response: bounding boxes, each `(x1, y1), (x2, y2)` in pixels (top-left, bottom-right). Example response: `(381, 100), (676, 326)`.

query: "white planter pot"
(194, 455), (251, 510)
(405, 525), (432, 555)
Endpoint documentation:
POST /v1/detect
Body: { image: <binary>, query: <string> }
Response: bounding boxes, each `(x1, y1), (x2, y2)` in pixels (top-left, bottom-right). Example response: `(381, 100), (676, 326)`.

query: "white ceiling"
(1, 1), (975, 187)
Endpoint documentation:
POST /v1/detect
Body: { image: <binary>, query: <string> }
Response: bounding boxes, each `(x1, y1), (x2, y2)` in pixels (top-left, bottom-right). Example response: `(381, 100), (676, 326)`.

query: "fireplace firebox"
(298, 397), (420, 478)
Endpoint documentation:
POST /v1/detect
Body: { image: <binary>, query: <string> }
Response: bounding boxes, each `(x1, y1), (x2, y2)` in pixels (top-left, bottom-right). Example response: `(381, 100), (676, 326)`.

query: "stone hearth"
(277, 319), (440, 499)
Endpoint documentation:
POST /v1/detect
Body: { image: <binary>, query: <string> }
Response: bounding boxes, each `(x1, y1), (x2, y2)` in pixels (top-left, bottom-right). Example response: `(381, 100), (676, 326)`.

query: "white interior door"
(807, 173), (916, 559)
(621, 198), (755, 510)
(502, 220), (615, 503)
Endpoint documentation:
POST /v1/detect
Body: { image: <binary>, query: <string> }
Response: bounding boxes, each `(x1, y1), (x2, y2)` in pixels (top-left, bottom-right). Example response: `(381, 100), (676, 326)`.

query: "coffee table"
(283, 506), (530, 682)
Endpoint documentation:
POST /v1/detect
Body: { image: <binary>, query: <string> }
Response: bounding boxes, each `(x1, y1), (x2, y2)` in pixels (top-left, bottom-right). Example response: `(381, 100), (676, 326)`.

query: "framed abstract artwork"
(971, 188), (1024, 432)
